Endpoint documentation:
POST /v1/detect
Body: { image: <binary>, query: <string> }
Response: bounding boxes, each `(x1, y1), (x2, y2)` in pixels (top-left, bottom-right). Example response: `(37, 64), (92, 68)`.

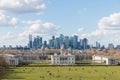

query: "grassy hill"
(2, 66), (120, 80)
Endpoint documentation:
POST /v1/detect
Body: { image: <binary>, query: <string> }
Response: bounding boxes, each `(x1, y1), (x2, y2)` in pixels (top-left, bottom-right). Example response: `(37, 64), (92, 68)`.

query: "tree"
(0, 56), (8, 79)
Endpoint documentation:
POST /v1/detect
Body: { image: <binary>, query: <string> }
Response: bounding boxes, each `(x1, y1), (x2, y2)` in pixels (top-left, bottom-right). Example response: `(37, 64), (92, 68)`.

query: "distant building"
(32, 36), (42, 50)
(29, 34), (33, 49)
(0, 54), (19, 66)
(116, 45), (120, 50)
(108, 43), (114, 49)
(51, 45), (75, 65)
(64, 36), (69, 49)
(96, 41), (100, 49)
(92, 55), (118, 65)
(82, 38), (88, 50)
(43, 40), (47, 48)
(73, 35), (78, 49)
(54, 38), (60, 49)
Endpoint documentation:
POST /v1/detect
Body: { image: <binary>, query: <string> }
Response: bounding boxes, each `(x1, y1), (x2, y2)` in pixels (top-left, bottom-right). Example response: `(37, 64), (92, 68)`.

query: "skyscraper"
(69, 37), (73, 49)
(43, 40), (47, 48)
(73, 35), (78, 49)
(32, 36), (42, 50)
(54, 38), (60, 49)
(33, 37), (37, 50)
(82, 38), (88, 50)
(64, 36), (69, 49)
(60, 34), (64, 46)
(49, 39), (54, 49)
(96, 41), (100, 49)
(36, 36), (42, 48)
(108, 43), (114, 49)
(29, 34), (33, 49)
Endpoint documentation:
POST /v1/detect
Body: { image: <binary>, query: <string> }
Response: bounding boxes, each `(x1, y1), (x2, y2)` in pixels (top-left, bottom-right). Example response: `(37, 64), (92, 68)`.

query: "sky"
(0, 0), (120, 47)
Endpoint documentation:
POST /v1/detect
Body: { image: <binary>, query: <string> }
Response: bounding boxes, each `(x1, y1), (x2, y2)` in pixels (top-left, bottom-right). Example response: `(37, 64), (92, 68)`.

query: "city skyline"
(0, 0), (120, 46)
(1, 34), (120, 50)
(28, 34), (89, 50)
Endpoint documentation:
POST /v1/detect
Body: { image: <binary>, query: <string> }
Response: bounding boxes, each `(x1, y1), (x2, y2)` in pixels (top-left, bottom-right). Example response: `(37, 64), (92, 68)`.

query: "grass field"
(2, 66), (120, 80)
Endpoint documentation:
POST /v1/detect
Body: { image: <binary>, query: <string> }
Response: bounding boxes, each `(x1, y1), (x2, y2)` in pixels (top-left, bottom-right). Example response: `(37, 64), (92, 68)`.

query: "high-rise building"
(36, 36), (42, 48)
(96, 41), (100, 49)
(32, 36), (42, 50)
(29, 34), (33, 49)
(73, 35), (78, 49)
(49, 39), (54, 49)
(64, 36), (69, 49)
(69, 37), (73, 49)
(82, 38), (88, 50)
(108, 43), (114, 49)
(33, 37), (37, 50)
(52, 36), (55, 40)
(79, 39), (83, 49)
(43, 40), (47, 48)
(54, 38), (60, 49)
(60, 34), (64, 46)
(116, 45), (120, 50)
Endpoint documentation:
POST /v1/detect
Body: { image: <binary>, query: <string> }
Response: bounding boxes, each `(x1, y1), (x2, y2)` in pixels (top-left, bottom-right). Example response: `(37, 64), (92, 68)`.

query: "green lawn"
(2, 66), (120, 80)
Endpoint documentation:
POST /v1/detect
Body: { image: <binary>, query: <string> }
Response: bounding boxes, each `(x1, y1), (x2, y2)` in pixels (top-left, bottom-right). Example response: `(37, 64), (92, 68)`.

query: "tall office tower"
(33, 37), (37, 50)
(48, 36), (55, 49)
(108, 43), (114, 49)
(29, 34), (33, 49)
(52, 36), (56, 48)
(39, 37), (42, 48)
(60, 34), (64, 46)
(82, 38), (88, 50)
(79, 39), (83, 49)
(64, 36), (69, 49)
(116, 45), (120, 50)
(69, 37), (73, 49)
(36, 36), (42, 48)
(3, 45), (6, 50)
(96, 41), (100, 49)
(9, 45), (12, 50)
(52, 36), (55, 40)
(73, 35), (78, 49)
(49, 39), (54, 49)
(43, 40), (47, 48)
(54, 38), (60, 49)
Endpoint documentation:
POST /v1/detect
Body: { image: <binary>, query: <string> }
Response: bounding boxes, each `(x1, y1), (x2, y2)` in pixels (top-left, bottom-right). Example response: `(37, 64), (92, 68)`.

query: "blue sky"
(0, 0), (120, 47)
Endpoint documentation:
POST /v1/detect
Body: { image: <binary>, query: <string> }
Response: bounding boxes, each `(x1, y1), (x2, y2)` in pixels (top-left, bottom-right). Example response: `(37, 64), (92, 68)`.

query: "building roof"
(93, 55), (116, 59)
(2, 54), (16, 58)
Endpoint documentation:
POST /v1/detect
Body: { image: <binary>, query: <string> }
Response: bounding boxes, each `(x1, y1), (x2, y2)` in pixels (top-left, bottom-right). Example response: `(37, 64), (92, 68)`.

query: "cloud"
(2, 32), (16, 40)
(0, 12), (18, 26)
(77, 27), (84, 32)
(0, 32), (26, 46)
(0, 20), (60, 46)
(0, 32), (17, 45)
(98, 13), (120, 30)
(20, 20), (60, 38)
(78, 13), (120, 45)
(0, 0), (46, 14)
(22, 20), (42, 24)
(81, 13), (120, 38)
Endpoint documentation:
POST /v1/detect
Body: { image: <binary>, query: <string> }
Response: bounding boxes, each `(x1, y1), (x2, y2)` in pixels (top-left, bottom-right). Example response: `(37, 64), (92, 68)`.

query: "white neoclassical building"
(92, 55), (118, 65)
(1, 54), (19, 66)
(51, 46), (75, 65)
